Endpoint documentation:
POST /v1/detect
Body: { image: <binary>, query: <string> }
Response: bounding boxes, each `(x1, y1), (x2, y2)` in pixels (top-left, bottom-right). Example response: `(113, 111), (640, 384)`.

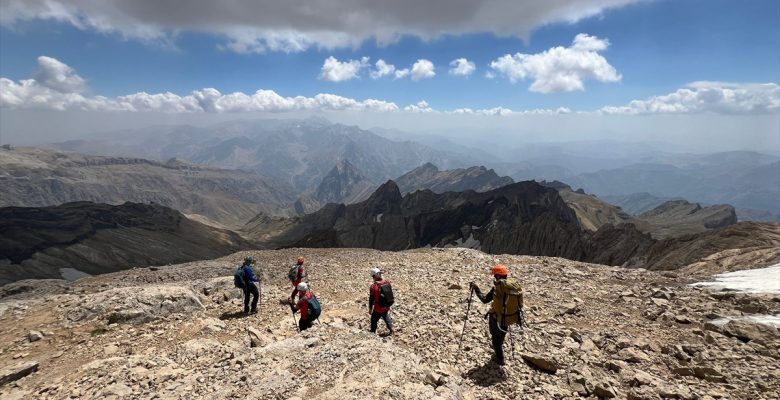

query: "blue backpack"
(306, 295), (321, 320)
(233, 266), (246, 289)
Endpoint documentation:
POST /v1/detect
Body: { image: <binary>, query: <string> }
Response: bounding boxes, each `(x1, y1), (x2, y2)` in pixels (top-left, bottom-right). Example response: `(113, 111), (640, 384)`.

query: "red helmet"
(296, 257), (305, 264)
(491, 264), (509, 276)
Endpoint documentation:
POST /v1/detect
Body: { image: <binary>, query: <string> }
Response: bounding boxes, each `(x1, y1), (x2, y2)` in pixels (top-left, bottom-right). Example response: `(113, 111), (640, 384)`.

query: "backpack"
(377, 282), (394, 308)
(493, 278), (524, 327)
(288, 265), (302, 282)
(306, 295), (321, 320)
(233, 266), (246, 289)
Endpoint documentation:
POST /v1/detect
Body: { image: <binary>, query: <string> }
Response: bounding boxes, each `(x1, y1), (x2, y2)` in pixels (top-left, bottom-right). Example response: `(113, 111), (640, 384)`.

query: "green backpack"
(492, 278), (524, 327)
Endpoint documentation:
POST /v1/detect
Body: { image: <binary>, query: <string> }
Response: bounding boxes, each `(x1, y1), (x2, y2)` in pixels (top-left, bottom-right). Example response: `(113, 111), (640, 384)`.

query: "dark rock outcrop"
(257, 181), (780, 271)
(0, 202), (251, 285)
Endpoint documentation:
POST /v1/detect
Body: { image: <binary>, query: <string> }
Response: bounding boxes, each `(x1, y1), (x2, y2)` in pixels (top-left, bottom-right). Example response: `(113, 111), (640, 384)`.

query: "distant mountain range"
(53, 118), (477, 194)
(395, 163), (514, 195)
(49, 119), (780, 220)
(0, 202), (250, 285)
(0, 147), (295, 228)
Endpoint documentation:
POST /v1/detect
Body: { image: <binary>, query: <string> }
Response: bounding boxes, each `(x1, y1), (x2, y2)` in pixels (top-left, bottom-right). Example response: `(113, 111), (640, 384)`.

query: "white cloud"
(490, 33), (621, 93)
(0, 1), (643, 53)
(600, 82), (780, 115)
(404, 100), (434, 113)
(319, 56), (369, 82)
(394, 69), (410, 79)
(0, 56), (398, 113)
(449, 58), (476, 76)
(450, 106), (572, 116)
(370, 59), (396, 79)
(410, 59), (436, 81)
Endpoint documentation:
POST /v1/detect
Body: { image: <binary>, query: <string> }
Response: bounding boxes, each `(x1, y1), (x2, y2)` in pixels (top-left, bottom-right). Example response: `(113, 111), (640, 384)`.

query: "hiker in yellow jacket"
(470, 264), (523, 365)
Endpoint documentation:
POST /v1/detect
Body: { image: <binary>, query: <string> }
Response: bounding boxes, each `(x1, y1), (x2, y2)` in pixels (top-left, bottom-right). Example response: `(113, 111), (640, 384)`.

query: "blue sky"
(1, 0), (778, 114)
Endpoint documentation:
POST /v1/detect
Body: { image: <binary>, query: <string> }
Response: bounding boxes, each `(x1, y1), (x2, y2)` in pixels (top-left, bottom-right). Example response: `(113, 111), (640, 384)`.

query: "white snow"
(710, 314), (780, 328)
(693, 263), (780, 328)
(691, 263), (780, 294)
(375, 213), (383, 223)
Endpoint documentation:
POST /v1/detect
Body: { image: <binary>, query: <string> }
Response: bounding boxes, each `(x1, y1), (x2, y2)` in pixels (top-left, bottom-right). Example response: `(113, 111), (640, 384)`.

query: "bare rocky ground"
(0, 248), (778, 399)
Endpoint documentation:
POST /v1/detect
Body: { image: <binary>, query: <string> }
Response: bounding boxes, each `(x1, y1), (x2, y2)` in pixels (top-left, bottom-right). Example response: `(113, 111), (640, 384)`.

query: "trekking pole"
(291, 309), (299, 332)
(458, 286), (475, 355)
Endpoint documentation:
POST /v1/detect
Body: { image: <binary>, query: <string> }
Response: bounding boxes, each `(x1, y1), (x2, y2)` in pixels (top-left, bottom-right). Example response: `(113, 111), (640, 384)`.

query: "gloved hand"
(469, 282), (479, 292)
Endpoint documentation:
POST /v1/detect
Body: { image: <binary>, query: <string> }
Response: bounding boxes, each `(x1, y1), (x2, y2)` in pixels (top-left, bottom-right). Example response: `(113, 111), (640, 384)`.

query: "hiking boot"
(491, 355), (506, 366)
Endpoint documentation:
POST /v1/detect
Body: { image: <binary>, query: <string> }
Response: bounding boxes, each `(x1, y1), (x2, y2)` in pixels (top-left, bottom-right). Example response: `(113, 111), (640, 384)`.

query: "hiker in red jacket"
(368, 267), (394, 335)
(290, 282), (318, 331)
(288, 257), (306, 303)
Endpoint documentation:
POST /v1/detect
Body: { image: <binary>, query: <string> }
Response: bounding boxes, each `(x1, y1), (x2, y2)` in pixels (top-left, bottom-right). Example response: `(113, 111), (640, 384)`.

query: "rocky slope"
(0, 147), (295, 228)
(637, 200), (737, 239)
(1, 248), (778, 399)
(601, 193), (680, 216)
(0, 202), (251, 285)
(294, 160), (376, 215)
(395, 163), (514, 196)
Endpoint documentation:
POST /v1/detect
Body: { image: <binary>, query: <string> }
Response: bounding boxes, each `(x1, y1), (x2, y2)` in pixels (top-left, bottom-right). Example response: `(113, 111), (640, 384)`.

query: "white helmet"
(296, 282), (309, 292)
(370, 267), (381, 277)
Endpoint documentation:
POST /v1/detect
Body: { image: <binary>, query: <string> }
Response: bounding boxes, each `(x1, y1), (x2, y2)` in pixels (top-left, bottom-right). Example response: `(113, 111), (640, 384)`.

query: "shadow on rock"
(465, 360), (508, 387)
(219, 311), (248, 321)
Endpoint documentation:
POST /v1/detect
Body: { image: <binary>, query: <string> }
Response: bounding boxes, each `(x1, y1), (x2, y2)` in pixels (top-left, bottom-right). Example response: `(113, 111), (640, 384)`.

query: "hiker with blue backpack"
(234, 256), (260, 315)
(369, 267), (394, 335)
(289, 282), (321, 331)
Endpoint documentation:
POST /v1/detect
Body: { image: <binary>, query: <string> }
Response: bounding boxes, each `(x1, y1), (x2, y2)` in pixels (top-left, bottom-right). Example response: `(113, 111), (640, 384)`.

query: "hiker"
(290, 282), (320, 331)
(469, 265), (524, 365)
(234, 256), (260, 315)
(288, 256), (307, 303)
(368, 267), (394, 335)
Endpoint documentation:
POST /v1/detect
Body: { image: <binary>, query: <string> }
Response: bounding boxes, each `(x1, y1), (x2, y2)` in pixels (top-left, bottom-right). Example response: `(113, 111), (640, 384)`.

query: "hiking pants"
(370, 310), (394, 333)
(488, 314), (507, 363)
(243, 283), (259, 313)
(299, 318), (314, 331)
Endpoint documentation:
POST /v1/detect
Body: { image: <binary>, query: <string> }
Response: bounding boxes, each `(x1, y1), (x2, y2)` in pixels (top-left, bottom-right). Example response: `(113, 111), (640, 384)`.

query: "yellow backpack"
(491, 278), (524, 327)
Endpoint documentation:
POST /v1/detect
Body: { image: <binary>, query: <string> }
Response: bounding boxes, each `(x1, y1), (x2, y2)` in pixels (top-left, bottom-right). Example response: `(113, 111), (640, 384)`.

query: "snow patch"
(691, 264), (780, 294)
(710, 314), (780, 328)
(443, 234), (482, 250)
(375, 213), (383, 223)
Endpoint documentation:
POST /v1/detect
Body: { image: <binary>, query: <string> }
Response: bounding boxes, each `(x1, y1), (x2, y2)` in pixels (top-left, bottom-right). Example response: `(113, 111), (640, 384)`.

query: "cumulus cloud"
(0, 56), (398, 112)
(450, 106), (572, 116)
(490, 33), (621, 93)
(394, 69), (410, 79)
(449, 58), (476, 76)
(404, 100), (434, 113)
(410, 59), (436, 81)
(370, 59), (396, 79)
(600, 82), (780, 115)
(0, 1), (643, 52)
(319, 56), (369, 82)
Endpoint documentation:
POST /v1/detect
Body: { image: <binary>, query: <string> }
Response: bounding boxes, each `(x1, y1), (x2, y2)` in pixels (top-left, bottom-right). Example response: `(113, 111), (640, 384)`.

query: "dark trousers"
(488, 315), (507, 363)
(299, 318), (314, 331)
(243, 283), (259, 313)
(370, 311), (394, 333)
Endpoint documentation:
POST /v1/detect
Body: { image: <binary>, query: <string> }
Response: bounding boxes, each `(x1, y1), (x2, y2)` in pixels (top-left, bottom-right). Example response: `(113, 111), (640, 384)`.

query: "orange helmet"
(491, 264), (509, 276)
(296, 257), (305, 264)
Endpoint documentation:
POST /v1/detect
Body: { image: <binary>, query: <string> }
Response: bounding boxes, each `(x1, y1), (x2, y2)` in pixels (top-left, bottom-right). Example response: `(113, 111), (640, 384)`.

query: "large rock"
(521, 353), (558, 374)
(0, 361), (39, 386)
(67, 285), (204, 324)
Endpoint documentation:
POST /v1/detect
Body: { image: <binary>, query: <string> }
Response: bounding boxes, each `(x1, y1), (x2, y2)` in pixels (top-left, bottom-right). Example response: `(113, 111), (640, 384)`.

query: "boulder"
(68, 285), (204, 324)
(521, 353), (558, 373)
(0, 361), (39, 386)
(27, 331), (43, 342)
